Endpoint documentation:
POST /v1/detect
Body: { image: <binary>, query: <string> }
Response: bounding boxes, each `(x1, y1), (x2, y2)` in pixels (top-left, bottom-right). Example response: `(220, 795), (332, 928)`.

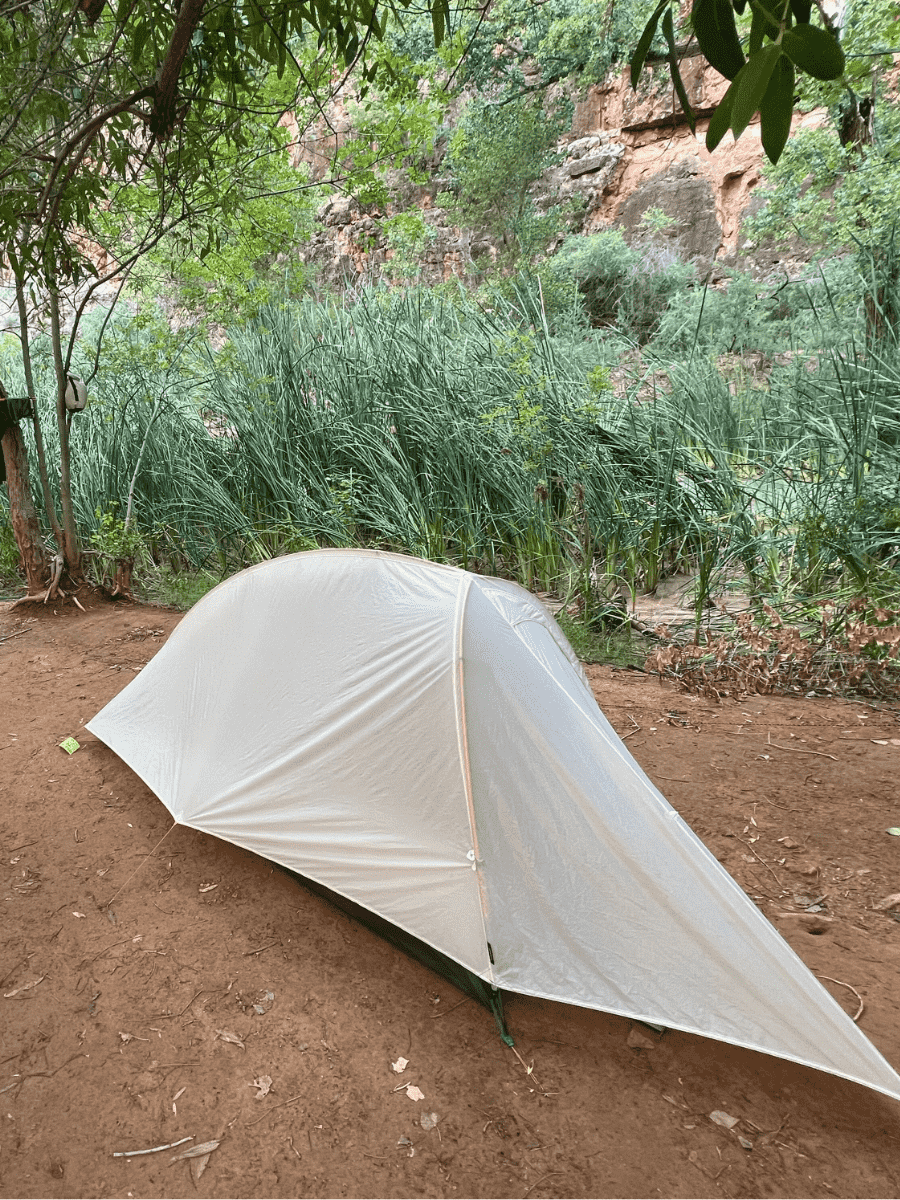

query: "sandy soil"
(1, 595), (899, 1200)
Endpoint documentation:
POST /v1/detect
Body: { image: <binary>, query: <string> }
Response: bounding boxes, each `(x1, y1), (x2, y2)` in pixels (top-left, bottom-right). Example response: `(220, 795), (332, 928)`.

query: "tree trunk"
(1, 424), (47, 593)
(49, 288), (81, 577)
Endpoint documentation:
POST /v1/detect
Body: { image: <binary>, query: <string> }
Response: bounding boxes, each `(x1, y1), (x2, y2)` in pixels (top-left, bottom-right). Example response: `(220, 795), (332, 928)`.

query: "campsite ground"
(1, 595), (899, 1200)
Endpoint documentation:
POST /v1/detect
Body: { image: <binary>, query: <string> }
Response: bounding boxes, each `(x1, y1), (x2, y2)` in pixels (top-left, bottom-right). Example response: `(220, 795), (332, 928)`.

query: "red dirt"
(1, 596), (899, 1200)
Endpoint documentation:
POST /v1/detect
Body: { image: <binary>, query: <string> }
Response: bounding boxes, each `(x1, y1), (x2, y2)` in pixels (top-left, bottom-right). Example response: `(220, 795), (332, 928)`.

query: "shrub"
(543, 230), (694, 341)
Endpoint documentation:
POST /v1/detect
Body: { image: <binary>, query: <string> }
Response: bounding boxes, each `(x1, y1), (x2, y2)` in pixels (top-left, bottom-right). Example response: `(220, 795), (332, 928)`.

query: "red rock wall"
(298, 52), (832, 283)
(572, 55), (828, 256)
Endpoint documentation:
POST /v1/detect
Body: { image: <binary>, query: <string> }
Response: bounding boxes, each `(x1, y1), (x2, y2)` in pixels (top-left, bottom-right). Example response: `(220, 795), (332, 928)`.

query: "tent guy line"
(102, 819), (178, 910)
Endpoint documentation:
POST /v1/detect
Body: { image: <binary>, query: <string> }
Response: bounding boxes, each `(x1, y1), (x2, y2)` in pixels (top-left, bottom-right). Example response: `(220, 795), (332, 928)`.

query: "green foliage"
(639, 207), (678, 236)
(556, 610), (648, 666)
(382, 210), (437, 281)
(137, 565), (221, 610)
(6, 250), (900, 612)
(440, 95), (569, 262)
(0, 0), (455, 579)
(650, 270), (800, 356)
(741, 0), (900, 260)
(89, 504), (144, 561)
(744, 112), (900, 257)
(425, 0), (652, 95)
(543, 231), (694, 341)
(0, 513), (21, 595)
(128, 122), (317, 326)
(338, 43), (446, 206)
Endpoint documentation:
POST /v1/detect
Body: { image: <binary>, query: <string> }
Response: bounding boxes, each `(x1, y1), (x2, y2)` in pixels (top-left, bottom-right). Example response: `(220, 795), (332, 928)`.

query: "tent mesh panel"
(280, 866), (513, 1044)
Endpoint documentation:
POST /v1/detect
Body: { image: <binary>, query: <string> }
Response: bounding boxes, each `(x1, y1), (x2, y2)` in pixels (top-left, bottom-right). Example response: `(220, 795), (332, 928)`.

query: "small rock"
(738, 1136), (753, 1150)
(709, 1110), (739, 1129)
(627, 1026), (656, 1050)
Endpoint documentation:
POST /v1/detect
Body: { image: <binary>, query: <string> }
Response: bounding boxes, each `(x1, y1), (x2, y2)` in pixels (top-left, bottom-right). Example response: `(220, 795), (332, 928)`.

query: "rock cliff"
(301, 52), (829, 286)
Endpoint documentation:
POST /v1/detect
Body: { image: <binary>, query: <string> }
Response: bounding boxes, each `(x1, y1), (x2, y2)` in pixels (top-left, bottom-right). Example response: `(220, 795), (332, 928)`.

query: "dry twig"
(245, 1093), (303, 1126)
(524, 1171), (562, 1197)
(767, 734), (837, 760)
(816, 975), (865, 1022)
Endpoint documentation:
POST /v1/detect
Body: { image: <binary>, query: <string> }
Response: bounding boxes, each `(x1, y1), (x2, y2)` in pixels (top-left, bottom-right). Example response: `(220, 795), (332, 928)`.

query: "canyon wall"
(303, 52), (828, 286)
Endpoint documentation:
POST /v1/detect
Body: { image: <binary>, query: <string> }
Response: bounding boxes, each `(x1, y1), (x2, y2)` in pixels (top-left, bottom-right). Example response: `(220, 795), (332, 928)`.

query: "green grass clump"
(556, 610), (649, 667)
(136, 566), (221, 610)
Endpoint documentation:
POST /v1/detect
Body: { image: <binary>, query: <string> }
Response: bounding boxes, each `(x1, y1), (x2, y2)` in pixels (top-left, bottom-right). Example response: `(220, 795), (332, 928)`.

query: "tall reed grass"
(2, 278), (898, 608)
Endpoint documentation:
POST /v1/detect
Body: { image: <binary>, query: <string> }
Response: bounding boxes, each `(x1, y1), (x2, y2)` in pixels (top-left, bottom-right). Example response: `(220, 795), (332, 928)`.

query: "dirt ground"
(1, 595), (900, 1200)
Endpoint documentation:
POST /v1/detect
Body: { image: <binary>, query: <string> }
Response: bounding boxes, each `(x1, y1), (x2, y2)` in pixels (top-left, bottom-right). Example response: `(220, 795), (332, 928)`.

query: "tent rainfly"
(87, 549), (900, 1103)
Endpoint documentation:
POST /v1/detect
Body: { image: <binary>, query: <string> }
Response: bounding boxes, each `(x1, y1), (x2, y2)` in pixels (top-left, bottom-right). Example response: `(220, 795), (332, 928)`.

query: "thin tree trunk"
(49, 288), (81, 576)
(1, 424), (47, 593)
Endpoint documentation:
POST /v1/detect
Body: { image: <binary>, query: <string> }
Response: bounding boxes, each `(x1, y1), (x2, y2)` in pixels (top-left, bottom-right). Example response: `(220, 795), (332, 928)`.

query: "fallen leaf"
(871, 738), (900, 746)
(738, 1136), (753, 1150)
(58, 737), (80, 754)
(170, 1140), (220, 1162)
(888, 828), (900, 837)
(71, 912), (86, 918)
(199, 883), (218, 893)
(119, 1032), (135, 1043)
(406, 1085), (425, 1102)
(190, 1152), (212, 1184)
(250, 1075), (272, 1099)
(709, 1110), (739, 1129)
(391, 1057), (408, 1074)
(874, 893), (900, 911)
(420, 1112), (440, 1130)
(215, 1029), (245, 1049)
(4, 976), (45, 998)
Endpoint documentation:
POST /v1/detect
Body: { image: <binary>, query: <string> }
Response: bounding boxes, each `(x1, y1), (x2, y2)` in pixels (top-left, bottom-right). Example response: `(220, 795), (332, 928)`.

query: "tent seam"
(453, 572), (495, 986)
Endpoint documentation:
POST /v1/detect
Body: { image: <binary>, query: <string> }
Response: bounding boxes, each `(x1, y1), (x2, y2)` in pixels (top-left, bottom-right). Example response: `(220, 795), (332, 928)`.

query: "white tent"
(87, 549), (900, 1102)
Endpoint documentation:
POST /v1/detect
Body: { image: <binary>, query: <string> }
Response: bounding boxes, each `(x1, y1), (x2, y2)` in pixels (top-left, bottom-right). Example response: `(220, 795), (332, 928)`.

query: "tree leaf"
(130, 21), (149, 66)
(747, 0), (782, 38)
(692, 0), (745, 81)
(781, 23), (845, 80)
(789, 0), (812, 22)
(706, 79), (736, 151)
(759, 55), (794, 163)
(731, 43), (782, 138)
(748, 4), (766, 55)
(662, 9), (695, 131)
(630, 0), (670, 89)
